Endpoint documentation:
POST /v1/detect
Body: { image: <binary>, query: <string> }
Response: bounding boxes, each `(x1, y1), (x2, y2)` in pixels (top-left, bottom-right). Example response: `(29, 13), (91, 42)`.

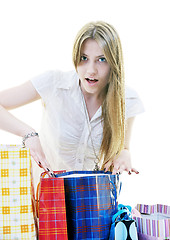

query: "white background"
(0, 0), (169, 207)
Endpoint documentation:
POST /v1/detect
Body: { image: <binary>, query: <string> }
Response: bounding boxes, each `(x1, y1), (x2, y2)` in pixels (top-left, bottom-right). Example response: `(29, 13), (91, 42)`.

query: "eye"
(80, 56), (87, 61)
(99, 57), (106, 62)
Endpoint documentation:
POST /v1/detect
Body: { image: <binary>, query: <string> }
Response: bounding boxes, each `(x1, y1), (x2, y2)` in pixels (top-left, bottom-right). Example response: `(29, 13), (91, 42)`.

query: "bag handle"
(36, 183), (40, 218)
(36, 172), (46, 218)
(36, 170), (66, 217)
(111, 205), (132, 223)
(109, 180), (117, 212)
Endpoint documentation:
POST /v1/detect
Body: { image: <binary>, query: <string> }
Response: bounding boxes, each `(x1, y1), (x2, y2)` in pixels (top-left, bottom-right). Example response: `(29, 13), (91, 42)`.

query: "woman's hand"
(104, 149), (139, 175)
(0, 81), (55, 178)
(25, 135), (55, 178)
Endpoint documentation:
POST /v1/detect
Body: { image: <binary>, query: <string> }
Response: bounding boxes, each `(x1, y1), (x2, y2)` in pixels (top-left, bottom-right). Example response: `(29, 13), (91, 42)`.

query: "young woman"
(0, 21), (144, 186)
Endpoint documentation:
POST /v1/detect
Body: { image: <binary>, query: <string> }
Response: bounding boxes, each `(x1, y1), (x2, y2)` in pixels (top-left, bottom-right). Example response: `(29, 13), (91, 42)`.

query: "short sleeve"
(30, 70), (57, 103)
(30, 70), (77, 104)
(125, 86), (145, 119)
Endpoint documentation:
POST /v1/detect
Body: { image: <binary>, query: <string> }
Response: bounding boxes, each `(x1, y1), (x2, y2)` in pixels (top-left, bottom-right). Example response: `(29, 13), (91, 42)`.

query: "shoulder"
(31, 69), (78, 92)
(125, 86), (140, 99)
(30, 69), (79, 100)
(53, 70), (79, 89)
(125, 86), (145, 119)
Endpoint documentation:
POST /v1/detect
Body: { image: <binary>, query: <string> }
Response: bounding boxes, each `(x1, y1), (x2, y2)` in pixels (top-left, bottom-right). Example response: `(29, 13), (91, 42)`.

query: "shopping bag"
(56, 170), (120, 240)
(0, 144), (38, 240)
(134, 204), (170, 240)
(38, 171), (68, 240)
(109, 204), (138, 240)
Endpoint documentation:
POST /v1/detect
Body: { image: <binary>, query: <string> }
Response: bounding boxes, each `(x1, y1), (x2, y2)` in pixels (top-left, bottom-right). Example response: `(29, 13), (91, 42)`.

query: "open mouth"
(85, 78), (98, 84)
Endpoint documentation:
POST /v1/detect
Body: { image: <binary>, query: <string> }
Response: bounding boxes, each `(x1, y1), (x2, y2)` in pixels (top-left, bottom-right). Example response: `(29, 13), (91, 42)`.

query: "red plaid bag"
(38, 171), (68, 240)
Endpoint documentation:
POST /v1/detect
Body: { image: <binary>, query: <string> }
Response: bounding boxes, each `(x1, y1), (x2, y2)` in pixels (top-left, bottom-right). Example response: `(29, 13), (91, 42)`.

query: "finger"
(30, 151), (43, 167)
(118, 167), (124, 175)
(44, 166), (56, 178)
(124, 167), (132, 175)
(30, 151), (55, 177)
(38, 161), (43, 168)
(125, 167), (139, 175)
(40, 160), (55, 178)
(104, 160), (113, 172)
(112, 165), (120, 175)
(112, 161), (123, 174)
(131, 168), (139, 174)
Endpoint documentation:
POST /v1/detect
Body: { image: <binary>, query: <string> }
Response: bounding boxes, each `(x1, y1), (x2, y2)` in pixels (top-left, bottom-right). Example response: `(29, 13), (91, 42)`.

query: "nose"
(86, 61), (97, 76)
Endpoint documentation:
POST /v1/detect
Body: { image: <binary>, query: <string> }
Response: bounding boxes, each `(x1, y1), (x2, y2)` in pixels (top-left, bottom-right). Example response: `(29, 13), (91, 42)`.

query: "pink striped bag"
(133, 204), (170, 240)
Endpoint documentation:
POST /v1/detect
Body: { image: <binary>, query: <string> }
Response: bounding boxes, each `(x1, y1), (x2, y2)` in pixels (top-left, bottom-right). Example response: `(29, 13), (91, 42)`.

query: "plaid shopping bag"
(0, 144), (38, 240)
(38, 171), (68, 240)
(134, 204), (170, 239)
(56, 171), (120, 240)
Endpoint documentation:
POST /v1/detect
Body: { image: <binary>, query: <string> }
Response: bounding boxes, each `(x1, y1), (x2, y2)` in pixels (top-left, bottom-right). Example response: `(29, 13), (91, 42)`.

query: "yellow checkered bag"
(0, 145), (38, 240)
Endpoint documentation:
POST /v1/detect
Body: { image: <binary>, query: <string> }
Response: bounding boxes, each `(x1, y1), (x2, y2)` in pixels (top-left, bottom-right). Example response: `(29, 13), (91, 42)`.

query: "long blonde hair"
(72, 21), (125, 169)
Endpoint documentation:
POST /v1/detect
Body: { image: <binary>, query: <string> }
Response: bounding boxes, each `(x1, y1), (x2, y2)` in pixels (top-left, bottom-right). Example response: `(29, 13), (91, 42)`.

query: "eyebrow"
(81, 53), (105, 58)
(98, 55), (105, 58)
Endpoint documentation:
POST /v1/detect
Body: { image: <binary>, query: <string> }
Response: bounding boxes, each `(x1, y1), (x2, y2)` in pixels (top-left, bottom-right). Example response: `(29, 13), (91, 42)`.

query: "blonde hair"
(72, 21), (125, 170)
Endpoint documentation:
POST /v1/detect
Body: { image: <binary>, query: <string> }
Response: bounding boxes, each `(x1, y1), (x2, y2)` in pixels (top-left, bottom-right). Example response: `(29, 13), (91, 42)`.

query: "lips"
(85, 77), (98, 84)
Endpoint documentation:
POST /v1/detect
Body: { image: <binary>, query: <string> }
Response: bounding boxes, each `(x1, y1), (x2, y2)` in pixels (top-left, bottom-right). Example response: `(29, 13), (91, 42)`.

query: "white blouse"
(31, 70), (144, 183)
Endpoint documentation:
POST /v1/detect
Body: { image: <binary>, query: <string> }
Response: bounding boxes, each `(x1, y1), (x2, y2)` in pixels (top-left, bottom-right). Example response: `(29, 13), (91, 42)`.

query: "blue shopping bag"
(56, 171), (120, 240)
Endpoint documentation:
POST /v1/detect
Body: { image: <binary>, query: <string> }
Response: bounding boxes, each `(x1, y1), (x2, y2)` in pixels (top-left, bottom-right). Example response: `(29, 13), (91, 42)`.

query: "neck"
(80, 84), (107, 121)
(80, 82), (107, 105)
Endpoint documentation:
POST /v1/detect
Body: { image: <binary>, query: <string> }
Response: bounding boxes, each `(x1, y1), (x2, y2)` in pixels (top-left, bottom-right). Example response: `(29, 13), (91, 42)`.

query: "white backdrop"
(0, 0), (169, 207)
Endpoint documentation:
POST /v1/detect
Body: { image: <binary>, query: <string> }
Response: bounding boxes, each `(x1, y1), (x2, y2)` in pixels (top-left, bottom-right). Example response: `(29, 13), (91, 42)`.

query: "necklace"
(80, 89), (100, 171)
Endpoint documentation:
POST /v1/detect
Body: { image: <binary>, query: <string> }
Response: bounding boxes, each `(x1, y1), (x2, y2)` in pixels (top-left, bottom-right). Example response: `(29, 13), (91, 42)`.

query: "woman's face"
(77, 38), (110, 99)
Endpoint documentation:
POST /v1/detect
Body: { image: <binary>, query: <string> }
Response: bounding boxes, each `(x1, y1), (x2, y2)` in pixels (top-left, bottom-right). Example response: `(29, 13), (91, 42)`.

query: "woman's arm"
(0, 81), (40, 136)
(104, 117), (139, 174)
(0, 81), (54, 177)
